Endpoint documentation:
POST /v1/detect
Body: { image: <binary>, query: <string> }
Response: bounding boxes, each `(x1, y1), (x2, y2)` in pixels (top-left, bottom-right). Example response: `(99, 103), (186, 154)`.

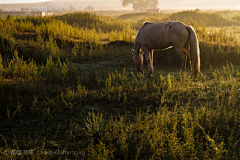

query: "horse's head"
(132, 49), (143, 73)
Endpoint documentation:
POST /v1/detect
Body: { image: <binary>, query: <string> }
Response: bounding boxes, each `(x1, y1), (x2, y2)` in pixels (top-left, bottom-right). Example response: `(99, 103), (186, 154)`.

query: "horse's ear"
(131, 49), (135, 54)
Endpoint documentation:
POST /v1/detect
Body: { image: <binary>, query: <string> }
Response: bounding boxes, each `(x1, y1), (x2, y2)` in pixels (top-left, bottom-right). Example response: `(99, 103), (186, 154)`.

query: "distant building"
(11, 9), (19, 12)
(84, 5), (96, 11)
(195, 9), (200, 12)
(0, 11), (53, 18)
(147, 8), (160, 13)
(21, 7), (31, 11)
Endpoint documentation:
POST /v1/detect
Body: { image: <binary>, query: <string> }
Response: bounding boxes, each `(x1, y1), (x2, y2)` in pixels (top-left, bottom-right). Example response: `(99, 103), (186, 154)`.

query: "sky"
(0, 0), (240, 10)
(161, 0), (240, 9)
(0, 0), (51, 3)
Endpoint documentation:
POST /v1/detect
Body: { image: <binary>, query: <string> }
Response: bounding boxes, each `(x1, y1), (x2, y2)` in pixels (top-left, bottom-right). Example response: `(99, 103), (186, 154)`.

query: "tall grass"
(1, 11), (240, 67)
(1, 10), (240, 159)
(1, 64), (240, 159)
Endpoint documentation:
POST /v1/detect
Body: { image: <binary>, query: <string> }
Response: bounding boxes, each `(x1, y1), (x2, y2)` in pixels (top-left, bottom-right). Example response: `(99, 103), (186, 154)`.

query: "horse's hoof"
(147, 74), (153, 77)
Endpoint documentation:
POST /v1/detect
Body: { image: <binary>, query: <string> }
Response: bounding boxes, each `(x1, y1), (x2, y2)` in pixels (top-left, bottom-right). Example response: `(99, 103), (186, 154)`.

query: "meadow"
(1, 10), (240, 159)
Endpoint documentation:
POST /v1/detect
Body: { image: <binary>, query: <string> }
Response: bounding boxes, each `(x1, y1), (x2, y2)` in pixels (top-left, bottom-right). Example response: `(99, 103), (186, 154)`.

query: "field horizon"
(1, 0), (239, 12)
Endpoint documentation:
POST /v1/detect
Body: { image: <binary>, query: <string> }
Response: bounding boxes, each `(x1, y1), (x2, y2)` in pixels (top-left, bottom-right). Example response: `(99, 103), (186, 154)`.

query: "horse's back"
(135, 22), (189, 49)
(138, 21), (186, 34)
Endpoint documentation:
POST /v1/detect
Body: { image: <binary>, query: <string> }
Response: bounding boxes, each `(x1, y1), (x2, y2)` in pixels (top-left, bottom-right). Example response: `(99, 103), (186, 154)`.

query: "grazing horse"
(132, 21), (200, 77)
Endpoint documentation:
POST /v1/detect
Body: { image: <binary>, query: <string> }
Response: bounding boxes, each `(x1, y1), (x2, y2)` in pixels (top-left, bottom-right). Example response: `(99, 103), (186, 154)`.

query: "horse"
(132, 21), (200, 77)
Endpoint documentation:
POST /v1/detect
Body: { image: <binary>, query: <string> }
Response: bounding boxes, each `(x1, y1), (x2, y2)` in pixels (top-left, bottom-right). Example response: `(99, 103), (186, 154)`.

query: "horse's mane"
(143, 22), (151, 25)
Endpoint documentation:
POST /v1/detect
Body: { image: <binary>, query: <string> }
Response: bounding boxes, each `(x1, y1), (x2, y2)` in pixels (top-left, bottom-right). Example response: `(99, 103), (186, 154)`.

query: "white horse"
(132, 22), (200, 77)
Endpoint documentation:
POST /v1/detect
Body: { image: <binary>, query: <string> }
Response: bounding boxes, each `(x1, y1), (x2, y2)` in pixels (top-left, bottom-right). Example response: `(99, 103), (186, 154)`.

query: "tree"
(121, 0), (158, 11)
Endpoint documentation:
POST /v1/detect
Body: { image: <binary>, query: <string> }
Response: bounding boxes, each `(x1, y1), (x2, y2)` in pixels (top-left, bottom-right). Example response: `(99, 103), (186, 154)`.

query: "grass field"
(1, 10), (240, 159)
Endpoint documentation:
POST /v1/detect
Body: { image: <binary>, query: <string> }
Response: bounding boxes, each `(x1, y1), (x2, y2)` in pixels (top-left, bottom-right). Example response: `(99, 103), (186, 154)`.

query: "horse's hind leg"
(142, 47), (154, 77)
(183, 44), (193, 73)
(175, 48), (187, 72)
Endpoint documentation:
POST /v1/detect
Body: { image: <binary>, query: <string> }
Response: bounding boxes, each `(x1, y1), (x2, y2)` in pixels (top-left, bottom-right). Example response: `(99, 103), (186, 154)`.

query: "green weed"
(1, 10), (240, 159)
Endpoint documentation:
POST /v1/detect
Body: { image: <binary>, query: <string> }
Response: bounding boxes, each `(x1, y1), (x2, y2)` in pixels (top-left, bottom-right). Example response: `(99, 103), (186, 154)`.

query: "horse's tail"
(186, 26), (200, 77)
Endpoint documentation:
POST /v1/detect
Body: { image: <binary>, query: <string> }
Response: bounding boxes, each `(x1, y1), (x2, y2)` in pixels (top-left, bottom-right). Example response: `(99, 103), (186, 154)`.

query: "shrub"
(3, 50), (38, 79)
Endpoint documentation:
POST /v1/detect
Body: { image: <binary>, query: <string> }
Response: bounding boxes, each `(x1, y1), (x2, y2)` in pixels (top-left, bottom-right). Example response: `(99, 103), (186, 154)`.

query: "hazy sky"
(0, 0), (51, 3)
(0, 0), (239, 9)
(161, 0), (240, 9)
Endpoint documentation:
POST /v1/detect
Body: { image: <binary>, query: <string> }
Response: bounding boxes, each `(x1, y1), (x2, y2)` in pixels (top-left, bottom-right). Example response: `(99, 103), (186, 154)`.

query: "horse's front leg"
(142, 48), (154, 77)
(150, 49), (154, 75)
